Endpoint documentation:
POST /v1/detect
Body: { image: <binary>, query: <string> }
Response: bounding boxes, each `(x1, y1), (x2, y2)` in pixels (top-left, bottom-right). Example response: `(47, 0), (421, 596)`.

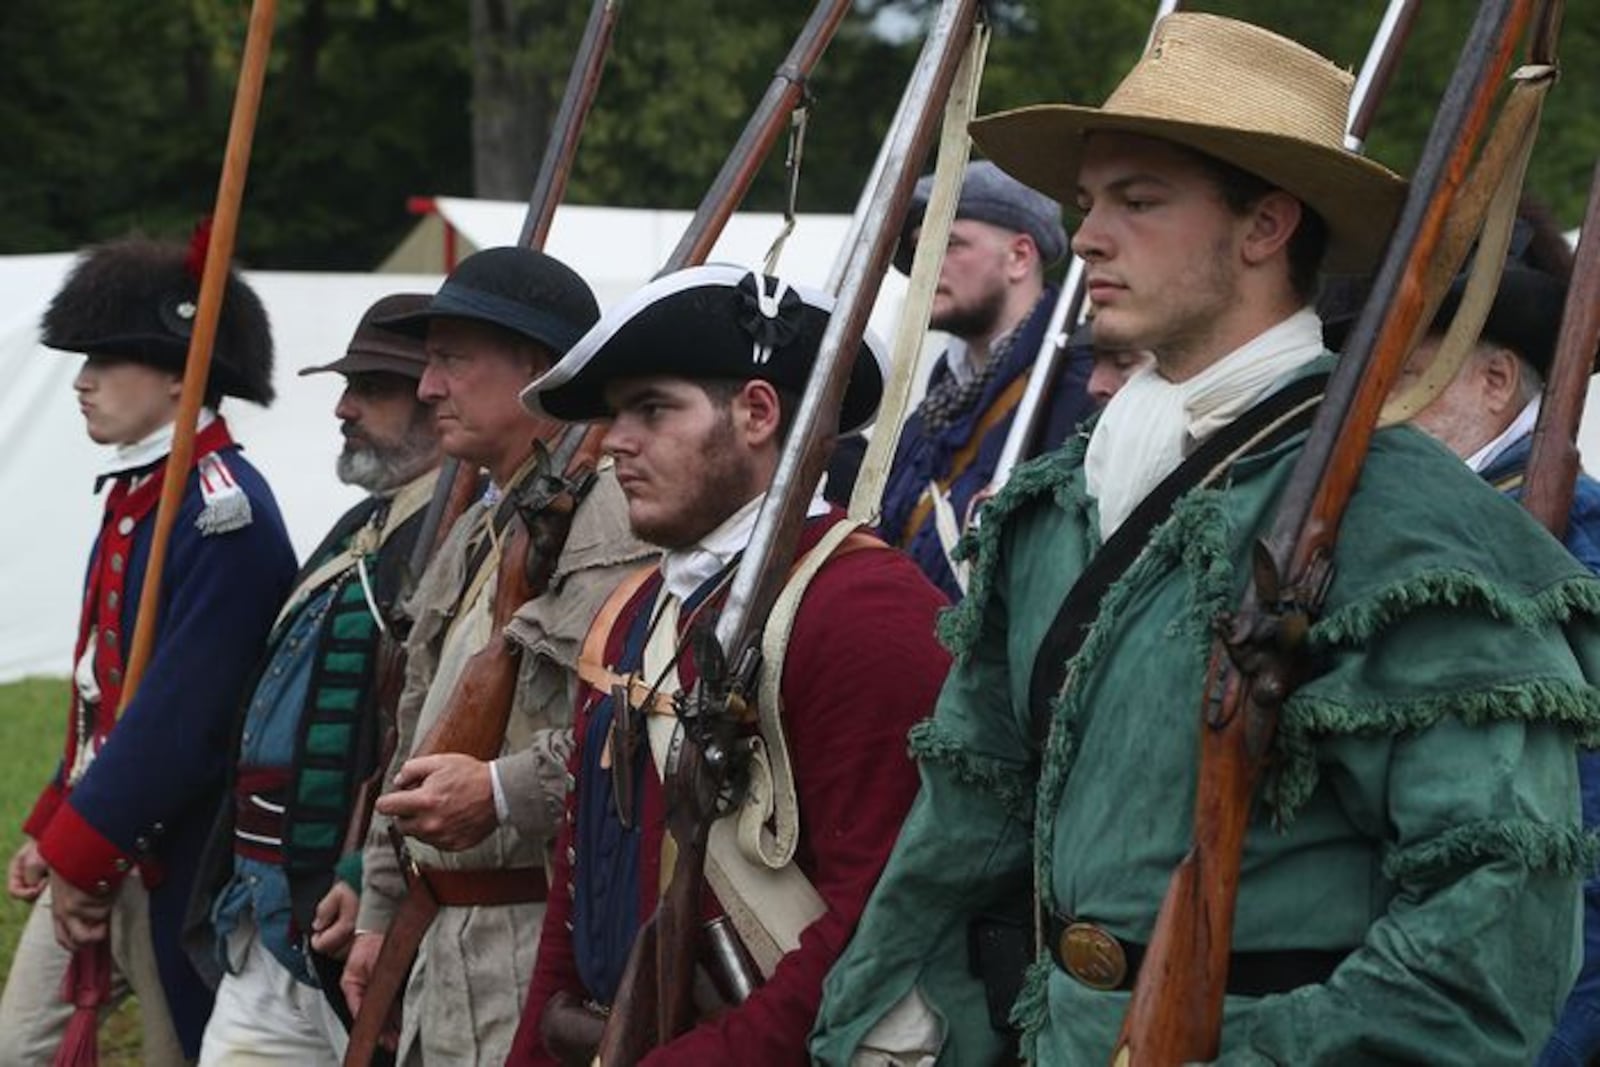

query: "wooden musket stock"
(1112, 2), (1541, 1064)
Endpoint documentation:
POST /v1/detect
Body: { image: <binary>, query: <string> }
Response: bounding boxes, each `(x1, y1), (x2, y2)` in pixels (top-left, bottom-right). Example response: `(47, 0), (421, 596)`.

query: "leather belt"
(413, 864), (548, 907)
(1047, 913), (1349, 997)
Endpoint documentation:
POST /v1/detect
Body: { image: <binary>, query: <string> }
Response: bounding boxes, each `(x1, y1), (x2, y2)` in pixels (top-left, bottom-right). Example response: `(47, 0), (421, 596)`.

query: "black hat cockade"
(374, 246), (600, 359)
(524, 264), (889, 435)
(41, 235), (276, 405)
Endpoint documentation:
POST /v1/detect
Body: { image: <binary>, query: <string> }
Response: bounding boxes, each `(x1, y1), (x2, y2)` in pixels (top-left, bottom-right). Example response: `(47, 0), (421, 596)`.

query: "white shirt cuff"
(489, 759), (510, 824)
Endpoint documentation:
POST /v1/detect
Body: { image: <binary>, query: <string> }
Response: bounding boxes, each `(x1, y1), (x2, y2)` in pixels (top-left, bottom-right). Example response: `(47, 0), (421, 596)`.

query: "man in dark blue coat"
(0, 238), (297, 1063)
(872, 160), (1095, 599)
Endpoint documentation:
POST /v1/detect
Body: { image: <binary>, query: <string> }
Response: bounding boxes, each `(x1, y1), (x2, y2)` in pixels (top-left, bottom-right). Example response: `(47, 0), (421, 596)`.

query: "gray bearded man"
(186, 293), (444, 1065)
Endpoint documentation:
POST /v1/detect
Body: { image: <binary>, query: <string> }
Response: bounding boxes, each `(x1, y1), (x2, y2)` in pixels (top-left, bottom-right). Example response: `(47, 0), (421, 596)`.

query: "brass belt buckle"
(1060, 921), (1127, 990)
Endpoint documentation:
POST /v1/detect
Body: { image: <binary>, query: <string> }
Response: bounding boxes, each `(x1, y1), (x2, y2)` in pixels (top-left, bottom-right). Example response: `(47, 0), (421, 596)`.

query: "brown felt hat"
(969, 12), (1407, 273)
(299, 293), (431, 380)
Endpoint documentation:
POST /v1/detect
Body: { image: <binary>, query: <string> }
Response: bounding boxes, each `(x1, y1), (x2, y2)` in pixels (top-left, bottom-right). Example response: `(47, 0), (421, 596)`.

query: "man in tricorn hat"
(813, 14), (1600, 1065)
(337, 248), (652, 1066)
(867, 160), (1094, 599)
(506, 264), (949, 1064)
(1396, 257), (1600, 1067)
(184, 293), (444, 1065)
(0, 237), (297, 1063)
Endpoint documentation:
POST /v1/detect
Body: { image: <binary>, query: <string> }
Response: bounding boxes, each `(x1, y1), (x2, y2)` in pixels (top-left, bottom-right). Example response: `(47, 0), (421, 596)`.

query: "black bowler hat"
(525, 265), (888, 435)
(41, 236), (275, 405)
(376, 246), (600, 357)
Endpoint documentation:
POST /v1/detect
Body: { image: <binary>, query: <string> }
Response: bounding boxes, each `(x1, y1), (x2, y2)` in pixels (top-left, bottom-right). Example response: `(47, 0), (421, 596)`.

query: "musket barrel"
(1522, 159), (1600, 536)
(519, 0), (621, 248)
(1345, 0), (1422, 151)
(1277, 0), (1537, 575)
(715, 0), (982, 656)
(663, 0), (852, 273)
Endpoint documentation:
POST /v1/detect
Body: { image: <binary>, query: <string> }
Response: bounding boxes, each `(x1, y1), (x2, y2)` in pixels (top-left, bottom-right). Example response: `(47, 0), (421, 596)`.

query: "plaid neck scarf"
(916, 299), (1045, 434)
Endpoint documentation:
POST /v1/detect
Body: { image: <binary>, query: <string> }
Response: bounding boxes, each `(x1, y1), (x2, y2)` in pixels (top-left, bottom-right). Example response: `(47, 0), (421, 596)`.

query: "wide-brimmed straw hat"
(969, 12), (1406, 274)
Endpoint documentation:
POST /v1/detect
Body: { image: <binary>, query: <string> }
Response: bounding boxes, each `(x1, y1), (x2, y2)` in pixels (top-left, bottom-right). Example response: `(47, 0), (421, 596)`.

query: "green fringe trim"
(1010, 954), (1055, 1063)
(1270, 678), (1600, 821)
(1033, 489), (1238, 885)
(1311, 571), (1600, 649)
(1383, 818), (1598, 885)
(938, 438), (1089, 660)
(907, 719), (1034, 820)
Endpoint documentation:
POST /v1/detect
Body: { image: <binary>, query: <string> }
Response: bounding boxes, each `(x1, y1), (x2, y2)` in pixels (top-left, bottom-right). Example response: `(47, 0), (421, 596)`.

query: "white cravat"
(1466, 396), (1541, 474)
(1084, 308), (1324, 538)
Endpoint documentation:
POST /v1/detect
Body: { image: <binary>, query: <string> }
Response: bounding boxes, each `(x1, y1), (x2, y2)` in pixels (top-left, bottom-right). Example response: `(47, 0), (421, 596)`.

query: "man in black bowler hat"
(339, 248), (651, 1066)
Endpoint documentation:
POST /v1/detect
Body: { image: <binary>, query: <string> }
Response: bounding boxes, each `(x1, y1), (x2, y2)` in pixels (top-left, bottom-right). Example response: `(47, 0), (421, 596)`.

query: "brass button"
(107, 591), (119, 610)
(117, 517), (135, 536)
(102, 629), (118, 648)
(110, 554), (124, 574)
(113, 858), (131, 873)
(93, 879), (111, 896)
(133, 836), (151, 853)
(107, 668), (122, 686)
(1060, 921), (1127, 991)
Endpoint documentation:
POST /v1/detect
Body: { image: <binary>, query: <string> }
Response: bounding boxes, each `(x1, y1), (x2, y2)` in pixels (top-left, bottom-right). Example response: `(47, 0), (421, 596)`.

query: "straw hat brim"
(970, 104), (1407, 274)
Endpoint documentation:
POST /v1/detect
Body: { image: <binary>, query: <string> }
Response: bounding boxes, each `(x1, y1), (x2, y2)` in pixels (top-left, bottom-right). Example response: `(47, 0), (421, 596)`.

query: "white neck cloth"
(1084, 308), (1324, 539)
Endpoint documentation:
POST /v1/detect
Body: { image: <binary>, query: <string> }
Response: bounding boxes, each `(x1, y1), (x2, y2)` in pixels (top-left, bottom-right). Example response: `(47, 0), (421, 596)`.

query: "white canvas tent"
(0, 201), (918, 682)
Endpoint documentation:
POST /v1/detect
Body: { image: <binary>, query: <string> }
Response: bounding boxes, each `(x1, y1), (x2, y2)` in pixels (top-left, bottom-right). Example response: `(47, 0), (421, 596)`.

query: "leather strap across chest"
(1028, 372), (1330, 746)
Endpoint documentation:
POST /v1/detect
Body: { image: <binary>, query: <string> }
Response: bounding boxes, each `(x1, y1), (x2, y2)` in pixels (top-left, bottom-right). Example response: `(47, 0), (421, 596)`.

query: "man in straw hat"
(0, 237), (298, 1064)
(872, 160), (1094, 600)
(812, 13), (1600, 1065)
(506, 265), (949, 1065)
(183, 293), (445, 1065)
(337, 248), (652, 1066)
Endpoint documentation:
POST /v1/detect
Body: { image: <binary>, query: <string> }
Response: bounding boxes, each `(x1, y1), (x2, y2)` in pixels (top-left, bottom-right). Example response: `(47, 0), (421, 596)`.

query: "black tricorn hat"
(1434, 264), (1575, 377)
(524, 265), (888, 435)
(376, 246), (599, 357)
(300, 293), (432, 380)
(41, 236), (275, 405)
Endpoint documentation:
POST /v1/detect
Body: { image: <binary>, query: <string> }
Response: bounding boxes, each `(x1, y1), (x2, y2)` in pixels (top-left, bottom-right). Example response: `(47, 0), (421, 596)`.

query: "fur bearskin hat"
(41, 236), (275, 406)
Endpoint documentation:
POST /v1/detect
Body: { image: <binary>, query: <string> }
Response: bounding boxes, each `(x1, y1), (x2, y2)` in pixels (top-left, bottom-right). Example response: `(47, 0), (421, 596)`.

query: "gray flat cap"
(893, 159), (1069, 273)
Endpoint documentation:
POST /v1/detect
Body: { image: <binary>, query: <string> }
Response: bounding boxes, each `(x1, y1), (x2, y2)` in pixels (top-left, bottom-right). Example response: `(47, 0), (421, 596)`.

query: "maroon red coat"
(510, 514), (950, 1065)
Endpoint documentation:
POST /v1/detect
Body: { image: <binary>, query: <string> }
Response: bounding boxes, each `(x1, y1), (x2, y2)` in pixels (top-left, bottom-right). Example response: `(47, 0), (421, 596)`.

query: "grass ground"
(0, 677), (140, 1064)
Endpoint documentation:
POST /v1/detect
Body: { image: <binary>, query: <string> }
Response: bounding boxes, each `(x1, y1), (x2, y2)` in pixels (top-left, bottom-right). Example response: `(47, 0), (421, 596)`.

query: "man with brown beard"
(508, 264), (950, 1066)
(186, 293), (443, 1065)
(872, 160), (1094, 600)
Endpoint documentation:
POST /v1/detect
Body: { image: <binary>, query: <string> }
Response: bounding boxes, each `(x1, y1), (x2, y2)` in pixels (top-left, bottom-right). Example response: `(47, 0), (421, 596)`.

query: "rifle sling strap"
(1028, 371), (1329, 746)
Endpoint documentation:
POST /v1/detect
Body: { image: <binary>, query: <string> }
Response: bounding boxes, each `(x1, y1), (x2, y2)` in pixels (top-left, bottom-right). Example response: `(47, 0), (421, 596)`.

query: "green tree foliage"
(1, 1), (1594, 268)
(0, 0), (471, 269)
